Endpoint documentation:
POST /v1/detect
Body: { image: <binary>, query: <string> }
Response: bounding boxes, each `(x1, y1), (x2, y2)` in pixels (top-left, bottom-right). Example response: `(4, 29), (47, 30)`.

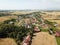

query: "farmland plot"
(31, 32), (57, 45)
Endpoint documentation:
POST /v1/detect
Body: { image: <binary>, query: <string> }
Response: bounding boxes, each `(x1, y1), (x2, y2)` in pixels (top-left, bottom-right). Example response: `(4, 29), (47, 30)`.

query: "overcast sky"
(0, 0), (60, 10)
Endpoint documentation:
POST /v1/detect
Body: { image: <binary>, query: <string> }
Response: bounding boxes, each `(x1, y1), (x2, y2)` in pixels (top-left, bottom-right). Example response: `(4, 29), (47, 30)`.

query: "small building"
(22, 35), (31, 45)
(54, 24), (58, 27)
(55, 30), (60, 37)
(34, 26), (40, 32)
(9, 21), (14, 24)
(27, 25), (31, 28)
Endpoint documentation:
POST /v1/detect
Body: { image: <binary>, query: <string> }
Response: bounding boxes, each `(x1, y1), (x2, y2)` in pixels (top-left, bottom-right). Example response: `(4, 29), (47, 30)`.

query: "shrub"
(3, 19), (16, 24)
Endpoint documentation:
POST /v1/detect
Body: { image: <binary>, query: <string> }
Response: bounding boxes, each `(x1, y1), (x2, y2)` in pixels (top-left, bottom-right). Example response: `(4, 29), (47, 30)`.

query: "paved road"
(31, 32), (57, 45)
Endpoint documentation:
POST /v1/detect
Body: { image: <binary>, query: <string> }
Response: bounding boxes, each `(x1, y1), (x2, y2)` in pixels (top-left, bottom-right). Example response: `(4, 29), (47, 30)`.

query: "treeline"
(0, 13), (11, 17)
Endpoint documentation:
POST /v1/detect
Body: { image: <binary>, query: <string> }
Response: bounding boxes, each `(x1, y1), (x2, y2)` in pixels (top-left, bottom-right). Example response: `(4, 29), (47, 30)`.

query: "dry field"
(0, 11), (35, 22)
(0, 38), (17, 45)
(41, 11), (60, 29)
(11, 11), (35, 15)
(31, 32), (57, 45)
(42, 11), (60, 17)
(41, 12), (60, 20)
(0, 15), (18, 22)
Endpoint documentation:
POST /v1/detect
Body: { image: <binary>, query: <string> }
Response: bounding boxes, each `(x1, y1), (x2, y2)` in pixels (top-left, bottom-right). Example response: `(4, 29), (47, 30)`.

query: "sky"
(0, 0), (60, 10)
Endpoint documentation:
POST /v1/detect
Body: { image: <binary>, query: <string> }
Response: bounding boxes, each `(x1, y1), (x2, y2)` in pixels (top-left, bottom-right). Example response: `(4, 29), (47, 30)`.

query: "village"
(0, 11), (60, 45)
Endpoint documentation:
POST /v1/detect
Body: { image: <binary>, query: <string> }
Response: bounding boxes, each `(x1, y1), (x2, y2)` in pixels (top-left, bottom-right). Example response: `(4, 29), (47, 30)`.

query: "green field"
(56, 37), (60, 45)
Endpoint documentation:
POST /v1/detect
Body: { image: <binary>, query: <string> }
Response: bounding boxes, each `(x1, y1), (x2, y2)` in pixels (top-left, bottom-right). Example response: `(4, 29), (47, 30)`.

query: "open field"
(0, 15), (18, 22)
(0, 38), (17, 45)
(31, 32), (57, 45)
(41, 11), (60, 29)
(11, 11), (36, 15)
(41, 11), (60, 24)
(47, 19), (60, 24)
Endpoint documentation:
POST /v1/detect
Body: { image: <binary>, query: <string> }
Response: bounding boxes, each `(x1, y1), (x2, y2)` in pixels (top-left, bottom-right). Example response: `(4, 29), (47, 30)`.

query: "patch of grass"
(39, 27), (48, 32)
(41, 29), (48, 32)
(40, 28), (48, 32)
(56, 37), (60, 45)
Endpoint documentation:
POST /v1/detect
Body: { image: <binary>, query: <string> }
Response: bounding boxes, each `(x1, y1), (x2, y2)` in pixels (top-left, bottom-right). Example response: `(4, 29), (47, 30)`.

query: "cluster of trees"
(34, 13), (42, 23)
(0, 20), (34, 45)
(3, 19), (16, 24)
(49, 26), (57, 31)
(44, 20), (52, 25)
(0, 13), (11, 17)
(44, 20), (56, 26)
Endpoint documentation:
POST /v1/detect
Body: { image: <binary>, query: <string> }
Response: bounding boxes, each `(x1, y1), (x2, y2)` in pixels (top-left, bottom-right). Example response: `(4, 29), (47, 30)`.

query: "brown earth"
(31, 32), (57, 45)
(0, 15), (17, 22)
(0, 38), (17, 45)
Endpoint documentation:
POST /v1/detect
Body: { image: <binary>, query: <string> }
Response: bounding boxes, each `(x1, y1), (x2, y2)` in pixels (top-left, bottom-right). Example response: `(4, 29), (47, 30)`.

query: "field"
(41, 11), (60, 45)
(31, 32), (57, 45)
(0, 15), (17, 23)
(0, 38), (17, 45)
(41, 11), (60, 24)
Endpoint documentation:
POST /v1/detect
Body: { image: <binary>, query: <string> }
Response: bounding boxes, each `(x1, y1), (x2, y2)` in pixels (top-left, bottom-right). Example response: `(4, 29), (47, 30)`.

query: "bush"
(49, 26), (57, 32)
(44, 20), (52, 24)
(0, 23), (34, 42)
(3, 19), (16, 24)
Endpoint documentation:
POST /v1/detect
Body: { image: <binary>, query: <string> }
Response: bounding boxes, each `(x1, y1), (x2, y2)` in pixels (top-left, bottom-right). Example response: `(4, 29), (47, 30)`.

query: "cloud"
(52, 0), (60, 2)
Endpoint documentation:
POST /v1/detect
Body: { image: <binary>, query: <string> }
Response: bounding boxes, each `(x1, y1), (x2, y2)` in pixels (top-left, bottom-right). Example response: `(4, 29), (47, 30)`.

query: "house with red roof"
(55, 30), (60, 37)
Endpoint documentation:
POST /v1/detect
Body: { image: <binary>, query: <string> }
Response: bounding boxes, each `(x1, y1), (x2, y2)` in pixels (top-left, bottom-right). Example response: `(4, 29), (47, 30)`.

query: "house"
(34, 26), (40, 32)
(54, 24), (58, 27)
(55, 30), (60, 37)
(27, 25), (31, 28)
(9, 21), (14, 24)
(31, 18), (36, 23)
(22, 35), (31, 45)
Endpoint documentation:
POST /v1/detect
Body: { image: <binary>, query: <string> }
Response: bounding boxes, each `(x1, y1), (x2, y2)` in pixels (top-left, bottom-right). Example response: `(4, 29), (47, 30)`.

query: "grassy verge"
(56, 37), (60, 45)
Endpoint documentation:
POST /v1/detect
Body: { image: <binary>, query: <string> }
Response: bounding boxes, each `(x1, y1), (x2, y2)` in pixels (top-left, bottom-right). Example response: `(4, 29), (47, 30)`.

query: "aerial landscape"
(0, 10), (60, 45)
(0, 0), (60, 45)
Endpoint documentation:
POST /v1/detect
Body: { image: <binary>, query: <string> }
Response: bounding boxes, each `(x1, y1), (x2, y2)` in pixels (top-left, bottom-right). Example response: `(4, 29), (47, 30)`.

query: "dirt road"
(31, 32), (57, 45)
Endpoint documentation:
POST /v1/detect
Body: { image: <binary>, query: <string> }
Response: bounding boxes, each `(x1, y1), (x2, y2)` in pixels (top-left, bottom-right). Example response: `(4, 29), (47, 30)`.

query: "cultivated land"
(0, 38), (17, 45)
(41, 11), (60, 24)
(41, 11), (60, 30)
(31, 32), (57, 45)
(0, 15), (17, 22)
